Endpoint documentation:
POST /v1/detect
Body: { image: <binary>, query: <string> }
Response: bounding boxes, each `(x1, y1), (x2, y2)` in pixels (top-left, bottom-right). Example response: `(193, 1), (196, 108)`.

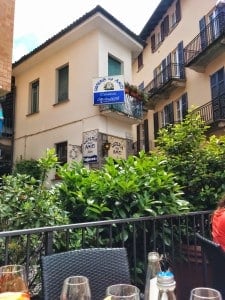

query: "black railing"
(100, 93), (143, 119)
(148, 63), (185, 95)
(0, 211), (212, 299)
(0, 117), (13, 137)
(184, 12), (225, 65)
(192, 93), (225, 124)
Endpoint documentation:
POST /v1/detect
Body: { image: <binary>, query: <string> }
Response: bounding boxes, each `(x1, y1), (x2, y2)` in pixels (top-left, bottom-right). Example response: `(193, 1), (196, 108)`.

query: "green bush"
(155, 112), (225, 210)
(13, 159), (42, 180)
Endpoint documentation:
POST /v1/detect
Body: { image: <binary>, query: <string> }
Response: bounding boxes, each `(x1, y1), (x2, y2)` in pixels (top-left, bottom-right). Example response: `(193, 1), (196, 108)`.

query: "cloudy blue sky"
(13, 0), (161, 62)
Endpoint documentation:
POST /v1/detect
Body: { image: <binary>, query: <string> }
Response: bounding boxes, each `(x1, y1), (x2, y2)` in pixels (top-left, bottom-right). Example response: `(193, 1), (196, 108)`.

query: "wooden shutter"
(162, 58), (167, 83)
(167, 53), (172, 78)
(181, 93), (188, 119)
(144, 119), (149, 152)
(164, 15), (169, 37)
(151, 34), (156, 52)
(161, 21), (165, 42)
(136, 124), (141, 153)
(199, 17), (208, 50)
(168, 102), (174, 124)
(154, 112), (159, 139)
(176, 0), (181, 23)
(178, 41), (185, 79)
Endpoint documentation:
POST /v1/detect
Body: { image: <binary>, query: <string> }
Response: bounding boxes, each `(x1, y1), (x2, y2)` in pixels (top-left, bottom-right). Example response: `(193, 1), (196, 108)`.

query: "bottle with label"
(144, 252), (161, 300)
(157, 271), (176, 300)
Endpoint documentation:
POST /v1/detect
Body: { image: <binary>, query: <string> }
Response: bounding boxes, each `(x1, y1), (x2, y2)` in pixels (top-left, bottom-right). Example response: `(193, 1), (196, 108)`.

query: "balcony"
(191, 93), (225, 130)
(99, 93), (144, 124)
(0, 211), (213, 300)
(147, 63), (186, 101)
(184, 12), (225, 72)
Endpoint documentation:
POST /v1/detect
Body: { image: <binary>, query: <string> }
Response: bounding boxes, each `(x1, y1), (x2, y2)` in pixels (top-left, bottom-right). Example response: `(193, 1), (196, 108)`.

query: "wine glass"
(60, 275), (91, 300)
(190, 287), (222, 300)
(0, 264), (30, 299)
(105, 284), (140, 300)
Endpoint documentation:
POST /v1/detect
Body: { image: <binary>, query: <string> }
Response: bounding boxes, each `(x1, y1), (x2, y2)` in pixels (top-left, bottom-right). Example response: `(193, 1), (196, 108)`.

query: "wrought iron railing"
(192, 93), (225, 124)
(184, 12), (225, 65)
(100, 93), (143, 119)
(148, 63), (185, 94)
(0, 211), (212, 299)
(0, 117), (13, 137)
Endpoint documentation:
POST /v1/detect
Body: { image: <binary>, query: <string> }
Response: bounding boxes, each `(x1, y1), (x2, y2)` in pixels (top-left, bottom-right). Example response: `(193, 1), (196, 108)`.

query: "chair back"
(196, 233), (225, 298)
(41, 247), (130, 300)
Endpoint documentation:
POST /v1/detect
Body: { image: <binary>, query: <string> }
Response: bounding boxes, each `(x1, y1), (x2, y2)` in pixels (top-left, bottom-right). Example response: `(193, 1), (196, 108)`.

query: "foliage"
(155, 112), (225, 210)
(13, 159), (42, 180)
(58, 151), (189, 223)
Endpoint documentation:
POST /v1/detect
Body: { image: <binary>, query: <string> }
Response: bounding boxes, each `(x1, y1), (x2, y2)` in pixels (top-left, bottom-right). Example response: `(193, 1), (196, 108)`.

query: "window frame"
(108, 55), (123, 76)
(29, 79), (39, 114)
(55, 141), (68, 165)
(57, 64), (69, 103)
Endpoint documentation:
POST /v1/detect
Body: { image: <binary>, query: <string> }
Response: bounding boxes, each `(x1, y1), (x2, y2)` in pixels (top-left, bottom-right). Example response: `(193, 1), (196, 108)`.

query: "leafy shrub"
(13, 159), (42, 180)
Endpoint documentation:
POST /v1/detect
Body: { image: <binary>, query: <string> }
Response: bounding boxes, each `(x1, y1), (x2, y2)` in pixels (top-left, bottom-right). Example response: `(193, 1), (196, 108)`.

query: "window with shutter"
(57, 65), (69, 102)
(151, 34), (156, 52)
(176, 0), (181, 23)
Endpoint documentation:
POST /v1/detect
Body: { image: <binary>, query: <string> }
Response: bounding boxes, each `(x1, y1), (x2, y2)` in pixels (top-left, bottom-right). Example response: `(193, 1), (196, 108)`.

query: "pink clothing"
(212, 208), (225, 251)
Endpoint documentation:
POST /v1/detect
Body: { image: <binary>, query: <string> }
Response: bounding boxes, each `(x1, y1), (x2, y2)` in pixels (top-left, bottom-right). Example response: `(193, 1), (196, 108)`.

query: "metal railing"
(100, 93), (143, 119)
(184, 12), (225, 65)
(0, 211), (212, 299)
(148, 63), (185, 95)
(192, 93), (225, 124)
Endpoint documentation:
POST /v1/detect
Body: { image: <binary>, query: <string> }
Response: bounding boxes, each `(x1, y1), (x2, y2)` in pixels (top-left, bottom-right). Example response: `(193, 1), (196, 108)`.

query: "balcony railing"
(148, 63), (186, 99)
(0, 210), (213, 299)
(184, 12), (225, 72)
(100, 93), (143, 124)
(192, 93), (225, 125)
(0, 117), (13, 138)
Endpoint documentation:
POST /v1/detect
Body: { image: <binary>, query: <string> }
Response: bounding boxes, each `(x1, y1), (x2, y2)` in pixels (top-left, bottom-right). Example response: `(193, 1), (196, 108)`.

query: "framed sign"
(82, 129), (98, 163)
(93, 75), (125, 105)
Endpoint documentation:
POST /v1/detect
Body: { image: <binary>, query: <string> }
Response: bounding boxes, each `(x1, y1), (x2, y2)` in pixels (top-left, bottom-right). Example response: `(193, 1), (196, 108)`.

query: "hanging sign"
(93, 75), (125, 105)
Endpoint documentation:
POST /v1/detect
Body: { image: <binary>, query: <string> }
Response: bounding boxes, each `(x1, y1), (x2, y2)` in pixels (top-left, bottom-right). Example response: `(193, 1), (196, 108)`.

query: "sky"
(13, 0), (161, 62)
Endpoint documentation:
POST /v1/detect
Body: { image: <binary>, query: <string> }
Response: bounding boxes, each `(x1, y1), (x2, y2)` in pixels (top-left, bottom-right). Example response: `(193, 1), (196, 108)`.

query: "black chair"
(41, 247), (131, 300)
(196, 233), (225, 299)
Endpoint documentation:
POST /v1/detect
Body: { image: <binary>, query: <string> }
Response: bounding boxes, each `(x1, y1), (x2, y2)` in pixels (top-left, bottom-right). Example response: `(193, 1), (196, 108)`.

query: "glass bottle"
(144, 252), (161, 300)
(157, 271), (176, 300)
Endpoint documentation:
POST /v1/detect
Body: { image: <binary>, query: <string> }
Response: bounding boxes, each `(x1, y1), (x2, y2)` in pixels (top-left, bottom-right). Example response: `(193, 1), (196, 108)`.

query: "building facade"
(12, 6), (145, 178)
(132, 0), (225, 149)
(0, 0), (15, 176)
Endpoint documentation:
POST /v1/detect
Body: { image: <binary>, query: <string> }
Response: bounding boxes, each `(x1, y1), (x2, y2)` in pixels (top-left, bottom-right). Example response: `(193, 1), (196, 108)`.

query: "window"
(137, 52), (143, 70)
(160, 103), (174, 127)
(108, 55), (122, 76)
(56, 141), (68, 165)
(175, 93), (188, 122)
(29, 80), (39, 113)
(57, 65), (69, 102)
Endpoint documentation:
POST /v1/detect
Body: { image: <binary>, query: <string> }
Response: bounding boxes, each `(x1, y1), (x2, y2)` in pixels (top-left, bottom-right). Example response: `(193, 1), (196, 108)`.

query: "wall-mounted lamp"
(102, 140), (111, 152)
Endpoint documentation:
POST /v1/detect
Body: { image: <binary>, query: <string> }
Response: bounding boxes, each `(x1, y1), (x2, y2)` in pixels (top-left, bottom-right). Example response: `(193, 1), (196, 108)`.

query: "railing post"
(44, 232), (54, 255)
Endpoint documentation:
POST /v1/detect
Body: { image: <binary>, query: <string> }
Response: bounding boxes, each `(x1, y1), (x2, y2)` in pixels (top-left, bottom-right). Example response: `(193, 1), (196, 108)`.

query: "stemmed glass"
(0, 265), (30, 299)
(105, 284), (140, 300)
(190, 287), (222, 300)
(60, 275), (91, 300)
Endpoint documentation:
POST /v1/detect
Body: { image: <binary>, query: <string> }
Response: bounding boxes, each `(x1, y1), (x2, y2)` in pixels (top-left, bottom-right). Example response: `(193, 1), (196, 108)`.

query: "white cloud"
(13, 0), (160, 62)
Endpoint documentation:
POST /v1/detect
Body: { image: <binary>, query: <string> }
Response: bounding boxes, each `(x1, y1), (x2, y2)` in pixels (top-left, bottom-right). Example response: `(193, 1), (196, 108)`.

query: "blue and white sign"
(93, 75), (125, 105)
(82, 129), (98, 163)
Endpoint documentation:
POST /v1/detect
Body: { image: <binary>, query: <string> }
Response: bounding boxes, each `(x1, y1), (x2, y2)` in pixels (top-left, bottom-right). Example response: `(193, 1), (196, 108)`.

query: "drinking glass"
(0, 265), (30, 300)
(105, 284), (140, 300)
(190, 287), (222, 300)
(60, 275), (91, 300)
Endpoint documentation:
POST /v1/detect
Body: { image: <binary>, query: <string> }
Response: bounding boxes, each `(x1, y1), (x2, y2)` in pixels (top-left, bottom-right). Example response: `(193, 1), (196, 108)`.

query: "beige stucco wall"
(132, 0), (222, 145)
(13, 25), (141, 169)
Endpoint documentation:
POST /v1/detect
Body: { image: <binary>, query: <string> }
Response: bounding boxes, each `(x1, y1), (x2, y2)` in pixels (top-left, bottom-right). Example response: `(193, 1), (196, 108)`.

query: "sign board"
(82, 129), (98, 163)
(93, 75), (125, 105)
(108, 136), (126, 159)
